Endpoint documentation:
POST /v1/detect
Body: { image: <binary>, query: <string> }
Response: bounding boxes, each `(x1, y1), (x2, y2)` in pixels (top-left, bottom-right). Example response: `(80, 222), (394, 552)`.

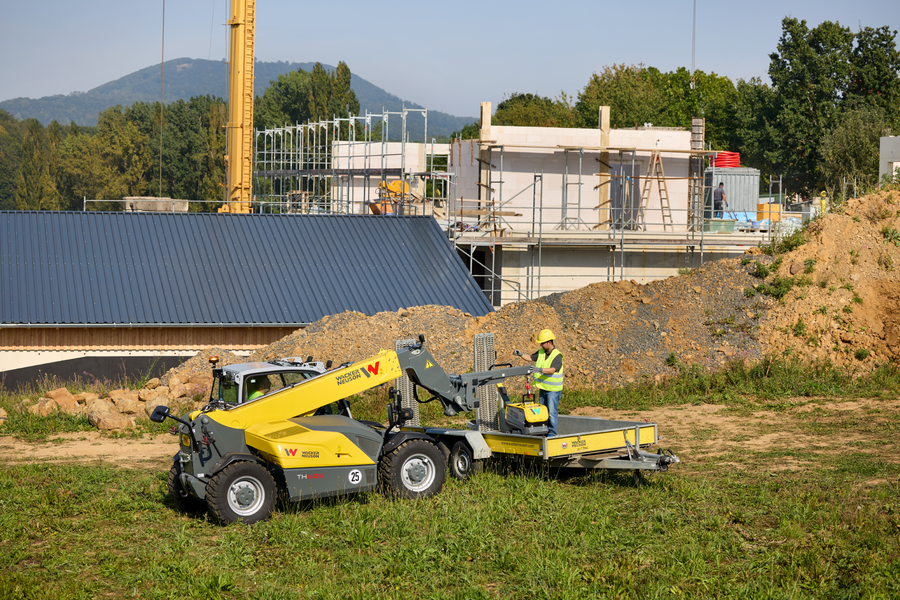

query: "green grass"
(3, 356), (900, 597)
(0, 449), (898, 598)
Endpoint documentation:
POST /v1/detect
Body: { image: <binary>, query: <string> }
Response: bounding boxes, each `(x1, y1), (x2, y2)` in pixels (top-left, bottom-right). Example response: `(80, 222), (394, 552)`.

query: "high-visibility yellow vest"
(534, 348), (563, 392)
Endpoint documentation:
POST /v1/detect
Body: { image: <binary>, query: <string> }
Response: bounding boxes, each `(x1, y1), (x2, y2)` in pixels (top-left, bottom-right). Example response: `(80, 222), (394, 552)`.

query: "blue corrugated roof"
(0, 212), (494, 325)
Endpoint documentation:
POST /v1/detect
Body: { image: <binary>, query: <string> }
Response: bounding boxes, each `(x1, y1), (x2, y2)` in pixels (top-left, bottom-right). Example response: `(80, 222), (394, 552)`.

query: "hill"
(0, 58), (476, 141)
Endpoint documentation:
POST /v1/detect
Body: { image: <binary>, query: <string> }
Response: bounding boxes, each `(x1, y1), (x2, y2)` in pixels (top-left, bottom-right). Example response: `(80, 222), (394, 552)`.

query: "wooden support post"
(596, 106), (611, 230)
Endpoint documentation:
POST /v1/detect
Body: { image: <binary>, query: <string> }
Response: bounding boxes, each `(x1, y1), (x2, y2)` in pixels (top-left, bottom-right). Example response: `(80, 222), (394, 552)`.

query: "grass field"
(1, 357), (899, 599)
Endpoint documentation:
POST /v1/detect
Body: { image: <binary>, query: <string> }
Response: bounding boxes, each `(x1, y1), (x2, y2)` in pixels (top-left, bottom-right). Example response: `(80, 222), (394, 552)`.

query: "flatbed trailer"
(403, 414), (678, 479)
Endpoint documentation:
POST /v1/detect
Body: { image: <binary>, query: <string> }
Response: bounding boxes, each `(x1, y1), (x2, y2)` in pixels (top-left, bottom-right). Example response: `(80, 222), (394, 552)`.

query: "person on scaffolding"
(521, 329), (564, 437)
(713, 182), (728, 219)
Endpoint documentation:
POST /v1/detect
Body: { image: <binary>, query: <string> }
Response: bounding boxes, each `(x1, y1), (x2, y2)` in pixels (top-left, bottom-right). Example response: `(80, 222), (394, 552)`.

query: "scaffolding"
(252, 112), (791, 309)
(445, 132), (790, 307)
(253, 107), (454, 219)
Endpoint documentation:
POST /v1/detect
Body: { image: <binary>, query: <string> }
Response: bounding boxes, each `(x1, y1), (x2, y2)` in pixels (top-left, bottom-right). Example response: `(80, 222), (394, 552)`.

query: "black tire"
(449, 440), (483, 481)
(378, 439), (445, 500)
(206, 461), (276, 525)
(167, 463), (204, 512)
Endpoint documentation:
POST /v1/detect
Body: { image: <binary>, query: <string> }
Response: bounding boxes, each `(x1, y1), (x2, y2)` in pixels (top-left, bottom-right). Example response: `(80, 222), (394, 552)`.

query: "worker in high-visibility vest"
(247, 376), (271, 402)
(521, 328), (564, 436)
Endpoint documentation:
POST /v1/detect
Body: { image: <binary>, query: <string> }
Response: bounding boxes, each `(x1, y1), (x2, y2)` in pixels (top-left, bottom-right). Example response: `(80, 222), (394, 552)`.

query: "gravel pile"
(158, 189), (900, 390)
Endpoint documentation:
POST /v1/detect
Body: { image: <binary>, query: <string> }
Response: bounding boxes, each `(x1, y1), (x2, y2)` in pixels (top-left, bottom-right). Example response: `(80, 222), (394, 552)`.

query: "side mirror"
(150, 405), (171, 423)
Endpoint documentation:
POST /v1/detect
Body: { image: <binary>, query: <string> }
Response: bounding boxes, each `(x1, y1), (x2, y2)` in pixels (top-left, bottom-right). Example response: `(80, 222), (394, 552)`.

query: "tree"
(14, 119), (60, 210)
(449, 122), (479, 140)
(847, 25), (900, 114)
(0, 110), (26, 210)
(821, 102), (890, 194)
(654, 68), (738, 150)
(574, 64), (669, 129)
(729, 78), (779, 177)
(254, 68), (312, 129)
(492, 92), (575, 128)
(766, 17), (855, 194)
(60, 106), (151, 205)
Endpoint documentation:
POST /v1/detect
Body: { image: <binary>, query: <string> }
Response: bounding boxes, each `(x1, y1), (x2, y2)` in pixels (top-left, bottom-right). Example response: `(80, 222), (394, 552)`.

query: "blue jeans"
(538, 388), (561, 437)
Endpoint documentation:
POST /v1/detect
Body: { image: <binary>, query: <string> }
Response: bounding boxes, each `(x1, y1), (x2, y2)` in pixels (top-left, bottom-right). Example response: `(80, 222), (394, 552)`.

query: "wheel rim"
(401, 453), (436, 492)
(454, 450), (471, 475)
(227, 475), (266, 516)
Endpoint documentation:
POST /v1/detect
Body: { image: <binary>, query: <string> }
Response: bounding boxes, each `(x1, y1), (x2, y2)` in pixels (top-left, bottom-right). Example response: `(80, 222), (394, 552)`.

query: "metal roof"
(0, 212), (494, 326)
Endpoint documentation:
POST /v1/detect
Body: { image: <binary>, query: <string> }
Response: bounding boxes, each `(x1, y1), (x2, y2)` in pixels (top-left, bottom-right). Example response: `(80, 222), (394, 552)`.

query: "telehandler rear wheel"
(167, 463), (204, 512)
(449, 441), (483, 481)
(206, 462), (276, 525)
(379, 439), (445, 500)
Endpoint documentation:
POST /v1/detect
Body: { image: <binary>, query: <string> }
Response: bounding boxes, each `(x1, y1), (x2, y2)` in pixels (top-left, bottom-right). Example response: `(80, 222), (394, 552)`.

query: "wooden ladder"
(639, 151), (674, 231)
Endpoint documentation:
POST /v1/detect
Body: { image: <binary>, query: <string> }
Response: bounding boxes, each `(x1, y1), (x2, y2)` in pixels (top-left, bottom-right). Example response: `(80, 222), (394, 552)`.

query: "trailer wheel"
(379, 439), (445, 499)
(206, 461), (276, 525)
(449, 441), (483, 481)
(167, 463), (204, 512)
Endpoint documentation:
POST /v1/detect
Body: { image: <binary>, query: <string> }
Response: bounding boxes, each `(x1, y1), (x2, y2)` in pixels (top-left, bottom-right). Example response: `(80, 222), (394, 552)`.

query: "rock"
(28, 398), (59, 417)
(0, 407), (7, 426)
(694, 287), (702, 294)
(144, 378), (161, 390)
(641, 297), (650, 304)
(86, 398), (115, 416)
(841, 332), (854, 343)
(116, 398), (142, 415)
(73, 392), (99, 404)
(188, 374), (212, 387)
(45, 387), (72, 401)
(54, 394), (79, 413)
(145, 398), (169, 417)
(95, 414), (135, 431)
(169, 376), (183, 388)
(619, 280), (634, 295)
(168, 384), (188, 400)
(790, 263), (802, 275)
(111, 389), (139, 404)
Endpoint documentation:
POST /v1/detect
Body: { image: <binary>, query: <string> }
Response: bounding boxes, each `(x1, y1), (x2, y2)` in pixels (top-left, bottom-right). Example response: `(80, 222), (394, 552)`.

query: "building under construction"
(254, 102), (792, 307)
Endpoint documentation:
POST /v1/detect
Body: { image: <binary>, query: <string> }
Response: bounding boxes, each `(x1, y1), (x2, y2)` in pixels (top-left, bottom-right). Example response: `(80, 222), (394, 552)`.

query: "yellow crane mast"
(220, 0), (255, 214)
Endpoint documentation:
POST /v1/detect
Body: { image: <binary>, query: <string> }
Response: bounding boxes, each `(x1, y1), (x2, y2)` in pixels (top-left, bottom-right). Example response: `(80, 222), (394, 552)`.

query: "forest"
(1, 18), (898, 212)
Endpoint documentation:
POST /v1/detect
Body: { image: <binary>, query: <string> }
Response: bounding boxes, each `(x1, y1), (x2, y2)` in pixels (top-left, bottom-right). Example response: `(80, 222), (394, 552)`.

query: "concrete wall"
(495, 244), (747, 305)
(880, 137), (900, 182)
(446, 117), (692, 234)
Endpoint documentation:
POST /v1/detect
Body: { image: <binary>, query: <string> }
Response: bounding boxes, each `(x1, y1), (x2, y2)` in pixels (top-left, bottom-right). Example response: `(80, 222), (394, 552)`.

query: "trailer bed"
(408, 414), (678, 473)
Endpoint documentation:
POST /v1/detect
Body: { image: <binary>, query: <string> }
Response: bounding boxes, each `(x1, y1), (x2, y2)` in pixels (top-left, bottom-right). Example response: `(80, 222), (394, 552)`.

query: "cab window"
(283, 372), (315, 386)
(215, 379), (239, 405)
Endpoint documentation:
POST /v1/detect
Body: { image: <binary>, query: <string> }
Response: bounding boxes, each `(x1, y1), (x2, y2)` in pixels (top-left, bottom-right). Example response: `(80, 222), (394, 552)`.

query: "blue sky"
(1, 0), (897, 118)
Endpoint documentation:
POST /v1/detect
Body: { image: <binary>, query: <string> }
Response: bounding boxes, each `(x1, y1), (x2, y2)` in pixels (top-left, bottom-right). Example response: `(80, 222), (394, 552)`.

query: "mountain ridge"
(0, 58), (476, 140)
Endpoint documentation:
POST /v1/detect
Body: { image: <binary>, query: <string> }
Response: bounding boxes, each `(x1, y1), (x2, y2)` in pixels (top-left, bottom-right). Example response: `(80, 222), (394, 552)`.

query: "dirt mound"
(757, 190), (900, 369)
(155, 190), (899, 390)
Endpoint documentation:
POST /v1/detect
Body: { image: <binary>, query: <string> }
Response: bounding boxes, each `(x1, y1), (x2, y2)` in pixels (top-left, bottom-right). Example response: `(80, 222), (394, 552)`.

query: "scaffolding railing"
(253, 107), (454, 219)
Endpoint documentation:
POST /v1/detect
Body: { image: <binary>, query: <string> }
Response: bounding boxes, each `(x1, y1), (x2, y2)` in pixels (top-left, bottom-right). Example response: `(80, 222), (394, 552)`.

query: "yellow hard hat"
(536, 329), (555, 344)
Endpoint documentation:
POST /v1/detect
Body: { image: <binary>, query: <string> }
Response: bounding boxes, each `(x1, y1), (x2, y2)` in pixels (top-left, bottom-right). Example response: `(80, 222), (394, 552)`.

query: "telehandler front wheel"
(167, 463), (204, 512)
(206, 461), (276, 525)
(449, 441), (483, 481)
(379, 439), (445, 500)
